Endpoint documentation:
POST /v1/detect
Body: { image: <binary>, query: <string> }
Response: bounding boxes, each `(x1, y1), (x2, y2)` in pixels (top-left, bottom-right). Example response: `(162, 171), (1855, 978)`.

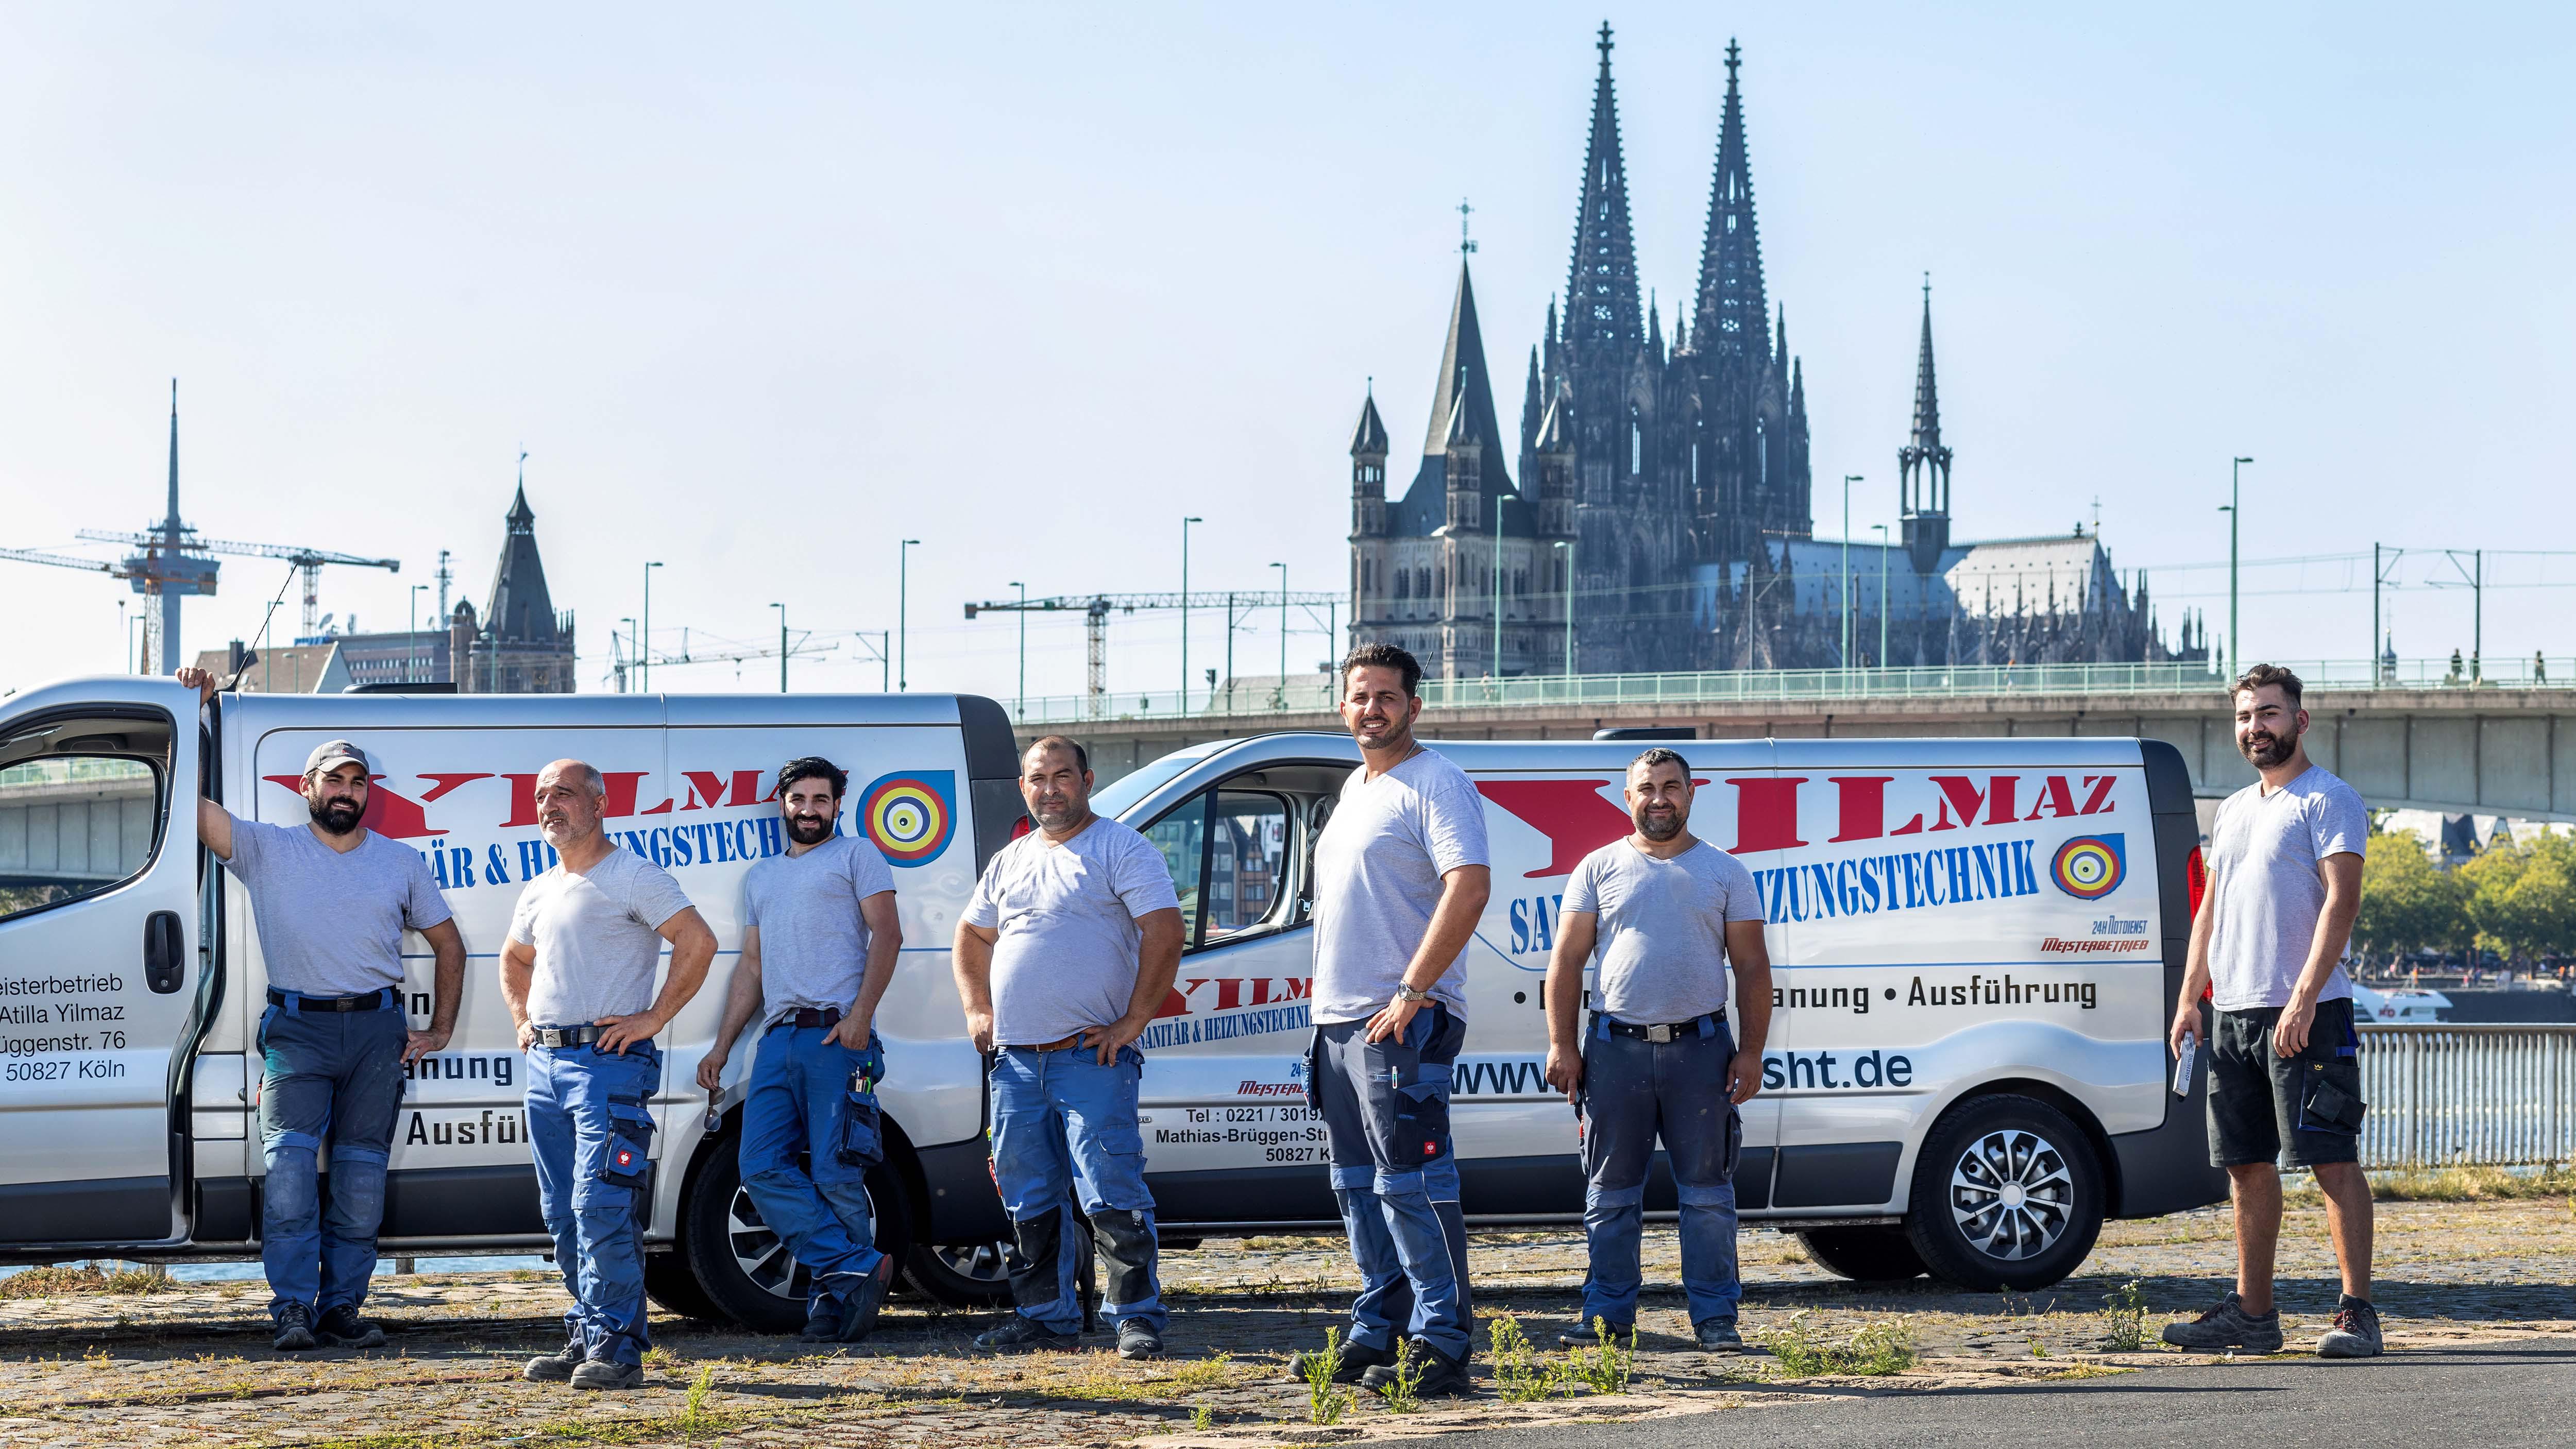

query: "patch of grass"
(1762, 1312), (1918, 1377)
(2100, 1280), (2147, 1352)
(0, 1264), (179, 1299)
(2369, 1163), (2576, 1202)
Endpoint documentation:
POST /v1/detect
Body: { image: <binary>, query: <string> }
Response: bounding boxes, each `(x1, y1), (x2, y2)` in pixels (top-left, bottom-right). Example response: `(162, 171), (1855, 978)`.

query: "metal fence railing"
(2358, 1024), (2576, 1168)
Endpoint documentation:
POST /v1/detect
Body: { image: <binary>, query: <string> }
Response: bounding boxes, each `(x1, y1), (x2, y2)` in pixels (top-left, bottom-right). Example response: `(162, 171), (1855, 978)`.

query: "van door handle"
(144, 911), (185, 994)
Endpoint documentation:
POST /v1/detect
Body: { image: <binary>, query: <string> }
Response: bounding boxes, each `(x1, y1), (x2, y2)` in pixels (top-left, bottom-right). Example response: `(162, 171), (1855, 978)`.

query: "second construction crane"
(965, 590), (1337, 718)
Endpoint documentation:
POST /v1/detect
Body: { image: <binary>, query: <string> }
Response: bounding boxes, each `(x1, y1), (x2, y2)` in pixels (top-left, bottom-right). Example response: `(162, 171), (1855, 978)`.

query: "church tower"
(1348, 385), (1391, 632)
(1898, 277), (1954, 575)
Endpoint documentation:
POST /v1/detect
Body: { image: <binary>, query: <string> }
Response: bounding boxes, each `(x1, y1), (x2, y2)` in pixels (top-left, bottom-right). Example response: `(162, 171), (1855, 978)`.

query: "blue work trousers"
(256, 991), (408, 1325)
(1310, 1004), (1473, 1362)
(526, 1038), (660, 1367)
(1578, 1014), (1744, 1329)
(988, 1043), (1165, 1335)
(738, 1023), (887, 1314)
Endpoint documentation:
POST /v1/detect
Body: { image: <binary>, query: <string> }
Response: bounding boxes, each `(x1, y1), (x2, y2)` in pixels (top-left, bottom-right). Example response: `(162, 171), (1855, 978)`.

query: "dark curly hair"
(1340, 642), (1422, 699)
(776, 756), (849, 800)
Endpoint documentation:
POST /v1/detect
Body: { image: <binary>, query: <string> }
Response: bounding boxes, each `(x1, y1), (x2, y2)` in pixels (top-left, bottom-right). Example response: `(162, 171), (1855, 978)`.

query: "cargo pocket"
(1302, 1031), (1326, 1113)
(836, 1063), (885, 1169)
(1723, 1104), (1744, 1177)
(1391, 1061), (1453, 1168)
(2297, 1062), (2367, 1135)
(598, 1101), (655, 1189)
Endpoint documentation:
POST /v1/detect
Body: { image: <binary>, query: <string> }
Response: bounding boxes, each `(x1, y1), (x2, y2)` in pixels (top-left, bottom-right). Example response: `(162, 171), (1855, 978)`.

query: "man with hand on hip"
(503, 759), (717, 1391)
(2165, 664), (2379, 1359)
(1296, 643), (1492, 1400)
(177, 668), (466, 1353)
(953, 736), (1183, 1360)
(698, 756), (904, 1342)
(1544, 747), (1771, 1352)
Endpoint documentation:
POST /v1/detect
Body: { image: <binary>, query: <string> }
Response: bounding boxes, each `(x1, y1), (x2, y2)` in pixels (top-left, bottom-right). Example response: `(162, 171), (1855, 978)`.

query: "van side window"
(0, 752), (164, 924)
(1143, 789), (1294, 951)
(1143, 794), (1207, 941)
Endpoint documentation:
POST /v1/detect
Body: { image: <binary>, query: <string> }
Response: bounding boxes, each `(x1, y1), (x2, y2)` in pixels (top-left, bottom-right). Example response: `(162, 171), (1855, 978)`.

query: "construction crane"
(963, 590), (1338, 718)
(74, 531), (399, 642)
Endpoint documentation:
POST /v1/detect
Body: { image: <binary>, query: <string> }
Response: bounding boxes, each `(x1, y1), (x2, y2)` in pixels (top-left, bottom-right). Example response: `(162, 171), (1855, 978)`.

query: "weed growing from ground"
(1378, 1345), (1426, 1413)
(1488, 1315), (1550, 1403)
(1763, 1312), (1918, 1376)
(1300, 1326), (1354, 1426)
(1190, 1402), (1214, 1430)
(1564, 1316), (1634, 1395)
(2100, 1280), (2147, 1351)
(679, 1363), (717, 1426)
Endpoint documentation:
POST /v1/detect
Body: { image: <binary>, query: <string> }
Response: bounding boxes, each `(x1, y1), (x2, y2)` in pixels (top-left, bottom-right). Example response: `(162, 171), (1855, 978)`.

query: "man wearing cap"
(174, 667), (466, 1354)
(953, 736), (1184, 1359)
(697, 755), (904, 1342)
(503, 759), (718, 1391)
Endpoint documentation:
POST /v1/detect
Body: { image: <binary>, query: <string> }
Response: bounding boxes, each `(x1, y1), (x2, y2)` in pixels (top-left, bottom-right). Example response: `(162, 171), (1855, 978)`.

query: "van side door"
(0, 680), (205, 1248)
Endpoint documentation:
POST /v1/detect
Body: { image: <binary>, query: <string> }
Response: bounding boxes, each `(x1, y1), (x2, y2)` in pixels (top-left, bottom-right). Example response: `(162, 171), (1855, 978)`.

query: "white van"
(0, 676), (2220, 1327)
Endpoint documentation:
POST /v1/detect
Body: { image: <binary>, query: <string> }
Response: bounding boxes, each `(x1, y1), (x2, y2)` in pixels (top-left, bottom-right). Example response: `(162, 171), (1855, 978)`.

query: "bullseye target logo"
(2050, 834), (2126, 900)
(858, 770), (956, 865)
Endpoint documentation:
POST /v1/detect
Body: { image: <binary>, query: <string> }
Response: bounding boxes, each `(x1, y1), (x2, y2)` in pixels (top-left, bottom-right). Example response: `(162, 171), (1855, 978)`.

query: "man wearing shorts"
(2166, 664), (2380, 1358)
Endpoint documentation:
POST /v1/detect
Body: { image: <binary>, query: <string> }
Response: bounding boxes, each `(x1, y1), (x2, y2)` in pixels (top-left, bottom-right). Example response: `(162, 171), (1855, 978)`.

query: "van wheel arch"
(1901, 1089), (2108, 1292)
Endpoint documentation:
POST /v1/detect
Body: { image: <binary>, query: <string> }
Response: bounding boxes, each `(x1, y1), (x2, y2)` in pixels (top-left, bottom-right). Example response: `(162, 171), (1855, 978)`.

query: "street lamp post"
(1871, 523), (1889, 671)
(2227, 457), (2251, 678)
(1555, 539), (1575, 680)
(641, 561), (662, 693)
(1490, 488), (1503, 683)
(1181, 517), (1201, 712)
(1009, 580), (1026, 718)
(1842, 475), (1861, 672)
(772, 603), (788, 693)
(409, 584), (427, 684)
(897, 539), (920, 691)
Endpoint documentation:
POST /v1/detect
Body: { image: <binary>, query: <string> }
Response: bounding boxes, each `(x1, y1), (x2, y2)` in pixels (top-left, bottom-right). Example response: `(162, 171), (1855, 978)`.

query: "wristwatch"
(1394, 983), (1431, 1005)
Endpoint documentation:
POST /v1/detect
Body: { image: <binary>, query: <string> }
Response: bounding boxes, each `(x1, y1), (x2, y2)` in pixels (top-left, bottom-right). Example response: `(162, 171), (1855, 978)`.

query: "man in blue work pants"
(738, 1020), (888, 1334)
(987, 1043), (1166, 1342)
(257, 991), (409, 1340)
(1577, 1015), (1743, 1334)
(526, 1038), (662, 1373)
(1310, 1003), (1472, 1369)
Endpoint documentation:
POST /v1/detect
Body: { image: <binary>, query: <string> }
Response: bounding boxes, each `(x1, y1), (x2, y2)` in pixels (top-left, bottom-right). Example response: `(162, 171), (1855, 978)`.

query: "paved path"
(1414, 1339), (2576, 1448)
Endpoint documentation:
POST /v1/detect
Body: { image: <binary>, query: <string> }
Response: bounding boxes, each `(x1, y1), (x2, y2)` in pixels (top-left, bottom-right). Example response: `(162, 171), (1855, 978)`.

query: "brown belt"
(1003, 1032), (1088, 1053)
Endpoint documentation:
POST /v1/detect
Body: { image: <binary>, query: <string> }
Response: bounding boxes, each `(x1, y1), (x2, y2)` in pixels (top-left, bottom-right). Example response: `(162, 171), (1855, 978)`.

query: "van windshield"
(1093, 754), (1204, 822)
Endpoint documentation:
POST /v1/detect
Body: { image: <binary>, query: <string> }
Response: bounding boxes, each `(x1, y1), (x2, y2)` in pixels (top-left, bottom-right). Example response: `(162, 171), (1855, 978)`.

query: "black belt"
(769, 1007), (843, 1031)
(530, 1025), (607, 1048)
(1595, 1010), (1726, 1044)
(268, 987), (399, 1013)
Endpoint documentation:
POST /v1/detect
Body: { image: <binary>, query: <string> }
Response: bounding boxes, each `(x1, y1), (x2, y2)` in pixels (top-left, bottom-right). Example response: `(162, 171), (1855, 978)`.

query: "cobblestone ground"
(2, 1198), (2570, 1447)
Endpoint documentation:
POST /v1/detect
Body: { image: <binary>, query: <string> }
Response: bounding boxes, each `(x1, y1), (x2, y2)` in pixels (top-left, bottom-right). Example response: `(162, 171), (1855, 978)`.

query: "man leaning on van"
(503, 760), (718, 1391)
(175, 667), (468, 1354)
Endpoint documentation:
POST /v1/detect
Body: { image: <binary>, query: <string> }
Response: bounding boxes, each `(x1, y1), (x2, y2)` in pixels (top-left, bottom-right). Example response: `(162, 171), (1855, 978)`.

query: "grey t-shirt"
(2205, 765), (2368, 1011)
(1562, 838), (1765, 1025)
(1310, 748), (1492, 1025)
(964, 816), (1182, 1046)
(509, 847), (695, 1026)
(222, 817), (452, 996)
(741, 834), (897, 1025)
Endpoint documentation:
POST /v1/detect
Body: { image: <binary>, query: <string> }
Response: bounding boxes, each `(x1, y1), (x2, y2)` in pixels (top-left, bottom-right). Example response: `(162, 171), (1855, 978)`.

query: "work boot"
(1360, 1338), (1471, 1399)
(1694, 1317), (1744, 1351)
(973, 1316), (1080, 1351)
(2315, 1296), (2384, 1358)
(1284, 1336), (1395, 1385)
(835, 1257), (896, 1344)
(2159, 1291), (2284, 1353)
(522, 1339), (584, 1382)
(798, 1305), (842, 1343)
(315, 1305), (386, 1349)
(1116, 1318), (1164, 1360)
(1558, 1319), (1633, 1347)
(272, 1302), (317, 1352)
(569, 1359), (645, 1391)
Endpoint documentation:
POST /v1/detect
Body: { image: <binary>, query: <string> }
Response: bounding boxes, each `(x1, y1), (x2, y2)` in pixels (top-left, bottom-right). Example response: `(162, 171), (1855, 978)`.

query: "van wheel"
(902, 1238), (1014, 1308)
(643, 1250), (725, 1320)
(1798, 1226), (1927, 1283)
(676, 1142), (917, 1333)
(1903, 1094), (2104, 1292)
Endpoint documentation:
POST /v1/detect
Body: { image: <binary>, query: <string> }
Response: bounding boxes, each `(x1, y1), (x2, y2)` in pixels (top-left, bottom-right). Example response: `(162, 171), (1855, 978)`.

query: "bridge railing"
(2358, 1024), (2576, 1169)
(1008, 656), (2576, 726)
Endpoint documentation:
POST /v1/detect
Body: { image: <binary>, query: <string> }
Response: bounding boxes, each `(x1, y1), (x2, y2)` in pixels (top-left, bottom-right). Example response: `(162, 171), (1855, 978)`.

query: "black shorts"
(2206, 996), (2367, 1169)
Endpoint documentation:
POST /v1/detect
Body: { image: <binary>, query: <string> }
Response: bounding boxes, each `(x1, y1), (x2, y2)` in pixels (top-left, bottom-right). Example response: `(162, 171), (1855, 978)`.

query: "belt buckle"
(1646, 1024), (1673, 1044)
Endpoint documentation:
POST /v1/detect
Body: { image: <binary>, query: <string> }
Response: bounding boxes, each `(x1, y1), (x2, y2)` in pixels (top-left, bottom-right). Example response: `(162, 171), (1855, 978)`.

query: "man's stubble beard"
(1635, 808), (1684, 842)
(2238, 722), (2300, 769)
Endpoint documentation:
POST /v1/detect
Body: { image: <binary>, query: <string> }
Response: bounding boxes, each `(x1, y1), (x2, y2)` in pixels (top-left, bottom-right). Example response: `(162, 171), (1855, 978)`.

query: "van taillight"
(2185, 845), (2207, 919)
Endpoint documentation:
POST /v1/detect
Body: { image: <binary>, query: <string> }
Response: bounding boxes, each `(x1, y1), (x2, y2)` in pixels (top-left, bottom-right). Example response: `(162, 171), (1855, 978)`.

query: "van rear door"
(0, 678), (206, 1248)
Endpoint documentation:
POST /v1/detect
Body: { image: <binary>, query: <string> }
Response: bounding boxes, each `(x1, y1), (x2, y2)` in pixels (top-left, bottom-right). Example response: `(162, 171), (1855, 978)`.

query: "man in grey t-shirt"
(1544, 748), (1771, 1350)
(1295, 644), (1490, 1400)
(697, 756), (905, 1343)
(2165, 666), (2379, 1360)
(501, 760), (716, 1392)
(177, 666), (466, 1353)
(953, 737), (1183, 1358)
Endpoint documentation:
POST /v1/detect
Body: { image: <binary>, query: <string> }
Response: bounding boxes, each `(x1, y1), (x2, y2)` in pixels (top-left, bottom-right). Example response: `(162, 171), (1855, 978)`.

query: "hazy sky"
(5, 3), (2571, 703)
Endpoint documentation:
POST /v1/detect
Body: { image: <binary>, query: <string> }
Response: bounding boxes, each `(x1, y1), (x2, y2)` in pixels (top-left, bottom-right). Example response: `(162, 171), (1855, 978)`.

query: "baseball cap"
(305, 739), (372, 777)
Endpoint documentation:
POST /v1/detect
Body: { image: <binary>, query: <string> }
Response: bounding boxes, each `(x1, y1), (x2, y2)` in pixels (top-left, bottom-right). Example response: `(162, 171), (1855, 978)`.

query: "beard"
(308, 796), (364, 834)
(1634, 805), (1685, 842)
(784, 814), (834, 846)
(1034, 802), (1085, 830)
(2238, 721), (2300, 768)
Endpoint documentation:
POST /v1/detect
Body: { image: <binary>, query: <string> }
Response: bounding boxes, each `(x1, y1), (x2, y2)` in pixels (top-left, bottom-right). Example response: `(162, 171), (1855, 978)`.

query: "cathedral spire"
(1562, 20), (1642, 364)
(1419, 259), (1507, 463)
(1908, 275), (1942, 452)
(1520, 345), (1543, 456)
(1898, 274), (1954, 575)
(1691, 39), (1771, 365)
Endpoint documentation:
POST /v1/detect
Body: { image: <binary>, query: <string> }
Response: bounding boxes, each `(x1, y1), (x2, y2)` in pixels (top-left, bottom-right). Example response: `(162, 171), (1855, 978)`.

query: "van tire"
(676, 1140), (917, 1333)
(1798, 1226), (1928, 1283)
(900, 1238), (1015, 1308)
(1903, 1094), (2104, 1292)
(643, 1250), (725, 1321)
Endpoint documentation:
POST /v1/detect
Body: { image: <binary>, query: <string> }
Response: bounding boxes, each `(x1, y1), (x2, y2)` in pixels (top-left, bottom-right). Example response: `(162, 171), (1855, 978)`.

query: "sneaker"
(973, 1316), (1081, 1352)
(315, 1305), (386, 1349)
(1558, 1320), (1634, 1348)
(272, 1303), (317, 1352)
(2316, 1296), (2384, 1359)
(522, 1340), (584, 1382)
(836, 1257), (896, 1344)
(1116, 1318), (1164, 1360)
(1285, 1336), (1395, 1385)
(2159, 1291), (2284, 1353)
(569, 1359), (645, 1391)
(1694, 1317), (1744, 1351)
(1360, 1338), (1472, 1399)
